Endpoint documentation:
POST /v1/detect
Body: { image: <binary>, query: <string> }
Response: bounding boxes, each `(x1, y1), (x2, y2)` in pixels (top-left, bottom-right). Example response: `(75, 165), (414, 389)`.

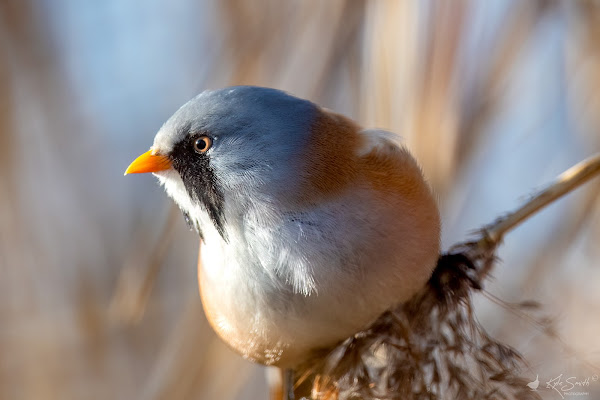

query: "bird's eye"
(193, 136), (212, 153)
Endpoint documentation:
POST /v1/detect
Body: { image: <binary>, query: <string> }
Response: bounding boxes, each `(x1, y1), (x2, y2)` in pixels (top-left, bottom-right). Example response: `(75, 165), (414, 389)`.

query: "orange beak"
(124, 149), (172, 175)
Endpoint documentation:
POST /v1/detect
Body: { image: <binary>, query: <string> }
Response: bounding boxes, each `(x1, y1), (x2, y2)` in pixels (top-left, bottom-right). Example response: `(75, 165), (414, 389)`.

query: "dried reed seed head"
(297, 245), (541, 400)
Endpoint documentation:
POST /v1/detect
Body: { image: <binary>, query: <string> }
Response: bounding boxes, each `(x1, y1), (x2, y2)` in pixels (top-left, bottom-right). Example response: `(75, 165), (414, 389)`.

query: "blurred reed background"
(0, 1), (599, 399)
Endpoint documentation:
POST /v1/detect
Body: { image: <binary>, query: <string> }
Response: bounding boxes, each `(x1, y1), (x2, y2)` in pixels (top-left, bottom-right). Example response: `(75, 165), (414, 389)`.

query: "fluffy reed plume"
(302, 249), (536, 400)
(297, 154), (600, 400)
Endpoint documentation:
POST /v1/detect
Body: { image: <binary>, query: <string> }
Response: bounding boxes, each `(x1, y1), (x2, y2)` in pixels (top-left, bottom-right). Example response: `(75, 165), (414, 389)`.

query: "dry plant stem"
(284, 369), (295, 400)
(110, 204), (180, 323)
(476, 153), (600, 276)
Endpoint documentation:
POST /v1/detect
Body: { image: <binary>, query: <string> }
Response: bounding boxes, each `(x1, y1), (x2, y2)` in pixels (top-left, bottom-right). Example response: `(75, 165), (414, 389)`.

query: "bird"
(527, 375), (539, 391)
(125, 86), (440, 369)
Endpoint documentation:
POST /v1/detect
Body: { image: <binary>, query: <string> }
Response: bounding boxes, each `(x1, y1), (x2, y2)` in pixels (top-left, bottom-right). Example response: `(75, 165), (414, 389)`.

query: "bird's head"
(125, 86), (324, 239)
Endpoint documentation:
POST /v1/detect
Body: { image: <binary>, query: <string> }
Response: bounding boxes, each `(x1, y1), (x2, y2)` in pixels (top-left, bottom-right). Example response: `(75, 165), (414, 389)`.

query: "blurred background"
(1, 0), (599, 399)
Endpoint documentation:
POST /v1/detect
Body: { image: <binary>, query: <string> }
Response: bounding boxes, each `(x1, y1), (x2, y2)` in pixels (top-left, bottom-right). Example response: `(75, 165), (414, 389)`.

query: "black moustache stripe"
(169, 138), (227, 241)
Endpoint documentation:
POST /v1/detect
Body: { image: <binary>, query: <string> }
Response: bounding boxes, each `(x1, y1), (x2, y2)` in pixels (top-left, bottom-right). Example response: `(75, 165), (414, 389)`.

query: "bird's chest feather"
(195, 183), (437, 367)
(196, 199), (370, 365)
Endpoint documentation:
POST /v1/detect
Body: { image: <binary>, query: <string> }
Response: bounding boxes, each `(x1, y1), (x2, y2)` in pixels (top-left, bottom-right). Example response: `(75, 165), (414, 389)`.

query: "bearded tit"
(125, 86), (440, 368)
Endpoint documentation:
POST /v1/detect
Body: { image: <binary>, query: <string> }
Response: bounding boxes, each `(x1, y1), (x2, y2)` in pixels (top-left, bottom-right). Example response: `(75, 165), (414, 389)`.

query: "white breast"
(197, 184), (437, 367)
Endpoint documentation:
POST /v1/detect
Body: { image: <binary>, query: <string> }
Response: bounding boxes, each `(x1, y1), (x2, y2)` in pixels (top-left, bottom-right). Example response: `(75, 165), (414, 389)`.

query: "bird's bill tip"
(124, 149), (172, 175)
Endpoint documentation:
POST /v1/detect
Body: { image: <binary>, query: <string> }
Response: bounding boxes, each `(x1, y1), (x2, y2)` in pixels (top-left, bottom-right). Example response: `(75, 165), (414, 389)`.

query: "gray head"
(149, 86), (321, 238)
